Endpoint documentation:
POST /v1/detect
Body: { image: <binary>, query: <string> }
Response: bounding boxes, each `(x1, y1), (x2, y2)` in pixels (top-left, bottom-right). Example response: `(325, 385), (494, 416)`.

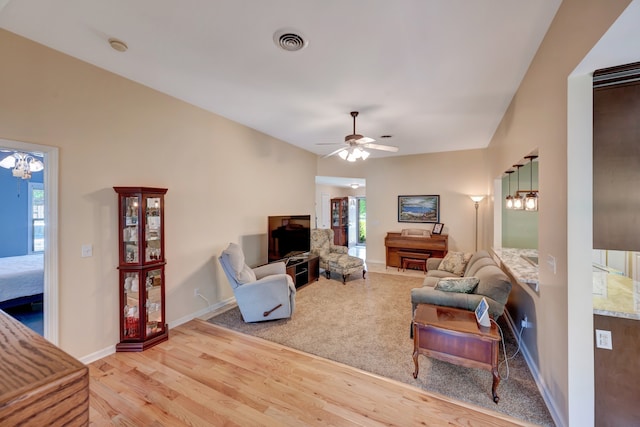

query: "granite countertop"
(491, 247), (539, 292)
(492, 247), (640, 320)
(592, 266), (640, 320)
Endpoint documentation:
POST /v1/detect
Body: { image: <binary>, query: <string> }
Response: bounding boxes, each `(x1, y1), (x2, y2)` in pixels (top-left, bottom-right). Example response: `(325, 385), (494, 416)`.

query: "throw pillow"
(437, 251), (473, 276)
(434, 276), (479, 293)
(223, 243), (256, 284)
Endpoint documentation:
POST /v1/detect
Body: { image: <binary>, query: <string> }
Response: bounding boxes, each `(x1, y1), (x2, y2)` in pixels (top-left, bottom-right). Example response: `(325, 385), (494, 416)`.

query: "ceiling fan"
(319, 111), (399, 161)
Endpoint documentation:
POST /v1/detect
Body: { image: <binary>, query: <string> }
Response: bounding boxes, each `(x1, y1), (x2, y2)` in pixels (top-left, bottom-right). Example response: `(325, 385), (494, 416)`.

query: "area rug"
(207, 272), (554, 426)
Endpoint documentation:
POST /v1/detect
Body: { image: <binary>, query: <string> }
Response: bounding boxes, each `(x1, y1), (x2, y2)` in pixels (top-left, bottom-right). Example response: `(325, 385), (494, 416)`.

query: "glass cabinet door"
(145, 268), (163, 337)
(123, 196), (140, 264)
(340, 199), (348, 225)
(122, 271), (140, 339)
(144, 196), (162, 262)
(332, 200), (339, 226)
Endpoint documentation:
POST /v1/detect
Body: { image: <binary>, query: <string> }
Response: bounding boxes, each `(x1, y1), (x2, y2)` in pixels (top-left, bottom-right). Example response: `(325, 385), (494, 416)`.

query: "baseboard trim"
(78, 297), (237, 365)
(169, 296), (237, 327)
(503, 310), (565, 427)
(79, 344), (116, 365)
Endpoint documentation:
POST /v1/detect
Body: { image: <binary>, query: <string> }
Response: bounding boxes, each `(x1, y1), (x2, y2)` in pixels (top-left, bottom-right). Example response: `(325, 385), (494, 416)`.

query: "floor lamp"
(470, 196), (485, 251)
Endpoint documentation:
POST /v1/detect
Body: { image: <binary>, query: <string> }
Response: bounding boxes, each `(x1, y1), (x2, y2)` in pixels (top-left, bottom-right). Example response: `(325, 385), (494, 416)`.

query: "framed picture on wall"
(398, 195), (440, 223)
(432, 223), (444, 235)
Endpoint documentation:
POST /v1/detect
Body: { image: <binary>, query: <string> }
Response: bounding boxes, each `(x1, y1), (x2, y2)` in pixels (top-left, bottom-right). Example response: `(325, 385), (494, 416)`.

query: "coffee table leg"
(492, 367), (500, 403)
(413, 349), (419, 379)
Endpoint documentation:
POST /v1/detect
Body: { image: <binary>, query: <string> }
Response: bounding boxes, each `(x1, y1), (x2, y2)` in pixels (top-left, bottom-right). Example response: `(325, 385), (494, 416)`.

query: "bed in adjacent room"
(0, 254), (44, 310)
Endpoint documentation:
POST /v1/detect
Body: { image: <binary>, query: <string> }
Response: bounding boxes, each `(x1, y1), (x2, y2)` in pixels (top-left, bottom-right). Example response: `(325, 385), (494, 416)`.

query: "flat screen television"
(268, 215), (311, 263)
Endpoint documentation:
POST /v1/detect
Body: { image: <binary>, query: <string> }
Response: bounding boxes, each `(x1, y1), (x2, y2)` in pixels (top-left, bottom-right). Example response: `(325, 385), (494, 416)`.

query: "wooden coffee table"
(412, 304), (502, 403)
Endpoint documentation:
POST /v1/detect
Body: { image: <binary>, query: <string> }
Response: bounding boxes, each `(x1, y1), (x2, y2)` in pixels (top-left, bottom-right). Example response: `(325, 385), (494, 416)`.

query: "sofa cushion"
(434, 276), (479, 293)
(473, 265), (512, 306)
(222, 243), (256, 284)
(463, 250), (492, 275)
(465, 257), (497, 277)
(437, 251), (473, 276)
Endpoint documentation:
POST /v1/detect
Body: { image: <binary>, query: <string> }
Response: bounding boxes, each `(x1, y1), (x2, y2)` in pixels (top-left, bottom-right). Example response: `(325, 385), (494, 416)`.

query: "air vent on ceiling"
(273, 29), (308, 52)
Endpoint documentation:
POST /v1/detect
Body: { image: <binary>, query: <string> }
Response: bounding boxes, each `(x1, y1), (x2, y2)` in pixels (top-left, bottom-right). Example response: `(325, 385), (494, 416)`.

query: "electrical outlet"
(194, 288), (200, 297)
(81, 244), (93, 257)
(595, 329), (613, 350)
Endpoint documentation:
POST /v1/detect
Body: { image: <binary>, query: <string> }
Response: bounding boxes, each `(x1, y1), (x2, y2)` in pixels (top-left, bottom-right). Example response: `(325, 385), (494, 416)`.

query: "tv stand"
(284, 254), (319, 288)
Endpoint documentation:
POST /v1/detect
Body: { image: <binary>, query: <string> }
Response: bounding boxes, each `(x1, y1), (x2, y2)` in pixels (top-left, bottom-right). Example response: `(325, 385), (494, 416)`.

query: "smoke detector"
(273, 29), (308, 52)
(108, 38), (128, 52)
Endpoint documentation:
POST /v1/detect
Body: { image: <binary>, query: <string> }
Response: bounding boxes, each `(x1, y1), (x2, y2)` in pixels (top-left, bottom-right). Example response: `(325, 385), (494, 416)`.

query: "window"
(28, 182), (44, 253)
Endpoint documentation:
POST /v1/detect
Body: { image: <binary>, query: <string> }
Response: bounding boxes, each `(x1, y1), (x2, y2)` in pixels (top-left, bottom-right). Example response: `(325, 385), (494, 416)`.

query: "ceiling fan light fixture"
(322, 111), (397, 161)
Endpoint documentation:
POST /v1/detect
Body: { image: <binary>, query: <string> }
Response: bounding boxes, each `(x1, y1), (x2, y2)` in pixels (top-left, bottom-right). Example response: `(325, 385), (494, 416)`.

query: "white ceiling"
(0, 1), (563, 159)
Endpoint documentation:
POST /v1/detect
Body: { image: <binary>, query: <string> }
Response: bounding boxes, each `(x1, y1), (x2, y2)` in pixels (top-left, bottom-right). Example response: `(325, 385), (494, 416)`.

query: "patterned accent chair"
(310, 228), (366, 284)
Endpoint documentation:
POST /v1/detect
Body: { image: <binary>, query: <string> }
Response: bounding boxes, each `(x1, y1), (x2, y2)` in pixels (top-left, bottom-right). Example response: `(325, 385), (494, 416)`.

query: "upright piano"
(384, 231), (448, 268)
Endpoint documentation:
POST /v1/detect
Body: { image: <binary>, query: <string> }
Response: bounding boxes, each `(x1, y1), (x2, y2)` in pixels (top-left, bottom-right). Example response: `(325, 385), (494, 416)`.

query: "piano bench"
(402, 258), (427, 273)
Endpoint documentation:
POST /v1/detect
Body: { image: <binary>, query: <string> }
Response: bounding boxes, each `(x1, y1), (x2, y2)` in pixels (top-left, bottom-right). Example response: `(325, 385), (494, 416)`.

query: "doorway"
(0, 139), (58, 344)
(357, 197), (366, 245)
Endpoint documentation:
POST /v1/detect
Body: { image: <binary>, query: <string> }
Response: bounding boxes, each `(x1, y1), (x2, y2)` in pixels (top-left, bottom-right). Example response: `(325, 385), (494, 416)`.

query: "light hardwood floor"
(89, 319), (535, 426)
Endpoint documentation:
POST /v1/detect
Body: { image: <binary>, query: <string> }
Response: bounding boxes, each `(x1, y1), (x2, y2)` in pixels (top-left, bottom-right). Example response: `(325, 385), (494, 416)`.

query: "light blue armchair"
(219, 243), (296, 322)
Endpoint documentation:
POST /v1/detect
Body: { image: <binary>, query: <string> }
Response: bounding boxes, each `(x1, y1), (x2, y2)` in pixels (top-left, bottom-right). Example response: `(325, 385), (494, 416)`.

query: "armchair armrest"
(234, 273), (296, 322)
(253, 261), (286, 279)
(331, 245), (349, 254)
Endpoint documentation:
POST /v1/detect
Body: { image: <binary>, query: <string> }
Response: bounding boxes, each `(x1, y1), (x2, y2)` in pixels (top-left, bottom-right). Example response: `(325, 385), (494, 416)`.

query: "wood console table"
(384, 232), (448, 268)
(0, 310), (89, 425)
(412, 304), (501, 403)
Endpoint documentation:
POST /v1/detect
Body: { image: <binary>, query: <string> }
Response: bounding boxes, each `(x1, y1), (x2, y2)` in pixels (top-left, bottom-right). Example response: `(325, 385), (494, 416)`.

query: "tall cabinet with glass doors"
(114, 187), (168, 351)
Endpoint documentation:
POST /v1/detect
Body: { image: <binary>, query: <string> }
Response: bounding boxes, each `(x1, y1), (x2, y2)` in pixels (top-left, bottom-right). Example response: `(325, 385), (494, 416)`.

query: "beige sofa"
(410, 250), (512, 319)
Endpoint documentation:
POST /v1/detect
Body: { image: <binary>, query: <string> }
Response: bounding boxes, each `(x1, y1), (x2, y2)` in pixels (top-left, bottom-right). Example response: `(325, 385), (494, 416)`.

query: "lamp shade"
(525, 192), (538, 211)
(504, 170), (515, 209)
(513, 194), (524, 210)
(505, 195), (514, 209)
(470, 195), (485, 203)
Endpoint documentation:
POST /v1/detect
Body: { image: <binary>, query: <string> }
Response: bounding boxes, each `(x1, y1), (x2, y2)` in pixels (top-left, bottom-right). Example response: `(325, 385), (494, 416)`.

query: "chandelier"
(0, 151), (44, 179)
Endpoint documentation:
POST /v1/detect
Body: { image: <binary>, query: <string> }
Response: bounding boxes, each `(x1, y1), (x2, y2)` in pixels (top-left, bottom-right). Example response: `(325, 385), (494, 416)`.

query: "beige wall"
(486, 1), (632, 425)
(0, 29), (317, 358)
(318, 149), (491, 264)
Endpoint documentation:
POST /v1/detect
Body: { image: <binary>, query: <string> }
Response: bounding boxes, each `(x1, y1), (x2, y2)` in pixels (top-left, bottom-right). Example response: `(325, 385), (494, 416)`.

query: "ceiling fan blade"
(322, 146), (348, 159)
(355, 136), (375, 144)
(315, 142), (344, 146)
(362, 143), (399, 152)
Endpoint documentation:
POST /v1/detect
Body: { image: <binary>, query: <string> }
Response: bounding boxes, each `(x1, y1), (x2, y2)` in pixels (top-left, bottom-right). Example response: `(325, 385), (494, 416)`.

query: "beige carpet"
(207, 271), (554, 426)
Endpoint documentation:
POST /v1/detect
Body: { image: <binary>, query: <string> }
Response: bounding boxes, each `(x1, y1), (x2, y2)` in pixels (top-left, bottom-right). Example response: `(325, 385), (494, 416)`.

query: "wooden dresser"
(0, 310), (89, 426)
(384, 231), (448, 268)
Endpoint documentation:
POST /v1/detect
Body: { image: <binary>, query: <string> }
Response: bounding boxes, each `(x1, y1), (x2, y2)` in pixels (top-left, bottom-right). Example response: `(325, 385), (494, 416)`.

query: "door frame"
(1, 138), (59, 344)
